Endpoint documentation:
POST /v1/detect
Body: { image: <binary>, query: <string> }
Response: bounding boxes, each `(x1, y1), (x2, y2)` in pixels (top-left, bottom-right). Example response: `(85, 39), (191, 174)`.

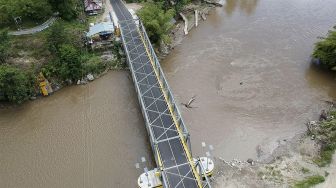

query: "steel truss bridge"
(110, 0), (212, 187)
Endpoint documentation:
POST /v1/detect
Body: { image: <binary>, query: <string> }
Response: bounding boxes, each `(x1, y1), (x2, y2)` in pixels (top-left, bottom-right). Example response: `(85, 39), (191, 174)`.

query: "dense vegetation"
(48, 0), (80, 20)
(136, 0), (191, 45)
(138, 2), (175, 44)
(0, 65), (35, 103)
(0, 0), (80, 27)
(313, 26), (336, 70)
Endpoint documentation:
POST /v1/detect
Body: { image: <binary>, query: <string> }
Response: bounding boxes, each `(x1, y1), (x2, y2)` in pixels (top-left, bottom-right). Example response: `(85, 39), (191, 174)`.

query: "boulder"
(247, 158), (254, 164)
(87, 73), (94, 81)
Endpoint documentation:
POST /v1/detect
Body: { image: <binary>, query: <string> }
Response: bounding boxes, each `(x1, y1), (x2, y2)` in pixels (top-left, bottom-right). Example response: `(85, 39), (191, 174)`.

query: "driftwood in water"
(181, 95), (197, 108)
(179, 13), (189, 35)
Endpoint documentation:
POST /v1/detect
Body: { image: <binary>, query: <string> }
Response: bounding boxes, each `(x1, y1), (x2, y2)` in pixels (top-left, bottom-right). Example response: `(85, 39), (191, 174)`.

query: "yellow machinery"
(38, 73), (53, 96)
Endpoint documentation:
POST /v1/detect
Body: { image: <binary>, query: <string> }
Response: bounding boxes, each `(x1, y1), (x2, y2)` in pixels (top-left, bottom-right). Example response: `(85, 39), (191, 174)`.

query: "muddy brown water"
(1, 0), (336, 187)
(0, 72), (153, 188)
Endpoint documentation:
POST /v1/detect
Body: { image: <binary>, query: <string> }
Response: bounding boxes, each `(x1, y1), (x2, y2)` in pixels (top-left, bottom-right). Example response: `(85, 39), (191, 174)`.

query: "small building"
(86, 22), (115, 49)
(84, 0), (103, 15)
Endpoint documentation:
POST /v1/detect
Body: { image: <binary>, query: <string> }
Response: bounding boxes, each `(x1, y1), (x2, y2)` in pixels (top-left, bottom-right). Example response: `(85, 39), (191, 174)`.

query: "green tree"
(0, 29), (10, 63)
(48, 0), (79, 20)
(20, 0), (52, 21)
(138, 2), (175, 44)
(313, 26), (336, 70)
(0, 1), (11, 25)
(0, 0), (52, 25)
(58, 44), (83, 81)
(47, 22), (69, 53)
(0, 65), (34, 103)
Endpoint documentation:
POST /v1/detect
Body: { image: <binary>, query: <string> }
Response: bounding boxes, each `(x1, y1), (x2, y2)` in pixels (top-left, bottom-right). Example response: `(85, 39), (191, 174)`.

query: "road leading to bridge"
(110, 0), (211, 187)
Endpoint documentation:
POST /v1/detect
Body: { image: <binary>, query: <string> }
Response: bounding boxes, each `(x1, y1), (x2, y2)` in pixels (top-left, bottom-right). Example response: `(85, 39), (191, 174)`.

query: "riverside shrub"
(313, 26), (336, 70)
(0, 65), (34, 103)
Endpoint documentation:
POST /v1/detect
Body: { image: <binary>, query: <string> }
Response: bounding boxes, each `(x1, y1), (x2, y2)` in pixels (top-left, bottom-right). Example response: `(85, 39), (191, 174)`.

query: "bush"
(294, 175), (325, 188)
(81, 53), (105, 75)
(138, 2), (175, 44)
(0, 65), (34, 103)
(0, 29), (10, 63)
(313, 26), (336, 70)
(47, 22), (69, 53)
(58, 44), (83, 81)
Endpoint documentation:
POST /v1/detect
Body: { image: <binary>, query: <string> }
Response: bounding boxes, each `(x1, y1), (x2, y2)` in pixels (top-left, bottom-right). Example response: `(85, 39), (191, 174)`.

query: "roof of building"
(86, 22), (114, 37)
(84, 0), (103, 12)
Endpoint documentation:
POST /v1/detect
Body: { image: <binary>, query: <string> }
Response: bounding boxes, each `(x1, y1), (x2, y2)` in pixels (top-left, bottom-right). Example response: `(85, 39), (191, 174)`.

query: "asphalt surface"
(110, 0), (200, 187)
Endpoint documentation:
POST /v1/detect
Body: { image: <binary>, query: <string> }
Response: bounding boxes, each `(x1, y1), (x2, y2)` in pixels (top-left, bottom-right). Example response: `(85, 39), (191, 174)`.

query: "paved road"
(110, 0), (201, 187)
(9, 17), (57, 36)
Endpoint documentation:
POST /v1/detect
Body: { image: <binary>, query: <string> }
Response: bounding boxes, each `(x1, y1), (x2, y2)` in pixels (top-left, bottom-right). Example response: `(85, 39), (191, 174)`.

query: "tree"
(313, 26), (336, 70)
(58, 44), (83, 81)
(48, 0), (79, 20)
(0, 29), (10, 63)
(0, 1), (11, 25)
(138, 2), (175, 44)
(20, 0), (52, 21)
(47, 22), (69, 53)
(0, 65), (34, 103)
(0, 0), (52, 25)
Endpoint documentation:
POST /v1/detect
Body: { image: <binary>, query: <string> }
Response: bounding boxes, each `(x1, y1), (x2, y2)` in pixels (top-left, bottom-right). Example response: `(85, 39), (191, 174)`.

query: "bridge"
(110, 0), (213, 187)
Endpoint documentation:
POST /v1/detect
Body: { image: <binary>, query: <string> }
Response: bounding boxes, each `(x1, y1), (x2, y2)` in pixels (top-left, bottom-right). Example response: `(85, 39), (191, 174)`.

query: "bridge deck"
(110, 0), (203, 187)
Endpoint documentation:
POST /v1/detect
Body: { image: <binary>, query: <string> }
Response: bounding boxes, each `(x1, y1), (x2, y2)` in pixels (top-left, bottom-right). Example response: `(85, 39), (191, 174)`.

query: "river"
(1, 0), (336, 187)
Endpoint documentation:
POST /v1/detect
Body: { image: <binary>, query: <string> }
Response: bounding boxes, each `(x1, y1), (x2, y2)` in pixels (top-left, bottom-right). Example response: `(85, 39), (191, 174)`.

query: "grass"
(293, 175), (325, 188)
(10, 31), (50, 59)
(314, 148), (335, 167)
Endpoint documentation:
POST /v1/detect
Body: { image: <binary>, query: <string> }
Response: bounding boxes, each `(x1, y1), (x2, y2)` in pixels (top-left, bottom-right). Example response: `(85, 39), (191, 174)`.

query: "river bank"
(157, 2), (219, 58)
(212, 103), (336, 188)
